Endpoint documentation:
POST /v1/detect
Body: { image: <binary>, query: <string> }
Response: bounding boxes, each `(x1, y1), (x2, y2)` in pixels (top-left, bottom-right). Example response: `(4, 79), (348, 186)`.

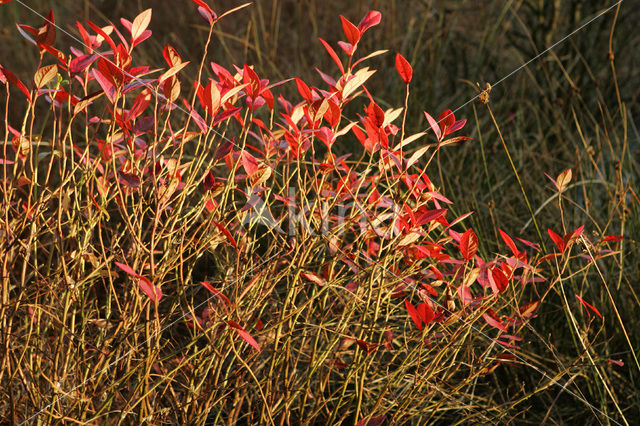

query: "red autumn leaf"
(394, 53), (413, 84)
(137, 275), (163, 303)
(301, 271), (327, 286)
(417, 302), (435, 325)
(576, 295), (603, 319)
(602, 235), (623, 242)
(115, 262), (162, 303)
(460, 228), (478, 261)
(488, 267), (508, 294)
(356, 415), (386, 426)
(457, 285), (474, 306)
(357, 11), (382, 33)
(356, 340), (379, 355)
(519, 300), (540, 318)
(340, 15), (361, 46)
(438, 109), (455, 131)
(318, 37), (345, 75)
(200, 281), (231, 307)
(482, 311), (508, 332)
(404, 299), (422, 332)
(114, 261), (136, 276)
(423, 111), (442, 140)
(498, 229), (520, 256)
(240, 150), (259, 177)
(228, 321), (261, 352)
(547, 228), (565, 252)
(0, 66), (31, 100)
(203, 170), (215, 191)
(295, 77), (313, 102)
(212, 220), (238, 251)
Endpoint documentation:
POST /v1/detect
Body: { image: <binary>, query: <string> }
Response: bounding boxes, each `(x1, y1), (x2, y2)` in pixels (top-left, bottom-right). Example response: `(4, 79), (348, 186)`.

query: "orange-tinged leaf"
(556, 168), (572, 192)
(158, 61), (189, 84)
(131, 8), (152, 42)
(342, 68), (376, 99)
(301, 271), (327, 286)
(34, 64), (58, 89)
(519, 300), (540, 318)
(162, 44), (182, 67)
(460, 228), (478, 260)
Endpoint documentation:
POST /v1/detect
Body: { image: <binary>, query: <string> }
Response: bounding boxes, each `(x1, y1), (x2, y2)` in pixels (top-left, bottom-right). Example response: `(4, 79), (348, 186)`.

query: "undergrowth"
(0, 1), (637, 424)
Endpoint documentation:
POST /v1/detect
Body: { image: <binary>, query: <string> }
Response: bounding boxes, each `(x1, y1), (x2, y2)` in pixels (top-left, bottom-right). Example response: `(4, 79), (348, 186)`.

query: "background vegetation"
(1, 0), (638, 424)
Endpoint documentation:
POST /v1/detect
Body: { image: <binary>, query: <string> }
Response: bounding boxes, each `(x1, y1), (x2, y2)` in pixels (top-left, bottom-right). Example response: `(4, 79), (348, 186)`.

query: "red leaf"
(417, 302), (434, 325)
(115, 261), (136, 276)
(519, 300), (540, 318)
(295, 77), (313, 102)
(0, 66), (31, 100)
(482, 311), (508, 332)
(602, 235), (623, 242)
(357, 11), (382, 33)
(240, 150), (259, 177)
(212, 220), (238, 251)
(576, 295), (603, 319)
(438, 109), (455, 131)
(460, 228), (478, 261)
(356, 340), (379, 355)
(340, 16), (361, 46)
(85, 20), (117, 52)
(138, 275), (163, 303)
(201, 281), (231, 307)
(394, 53), (413, 84)
(404, 299), (422, 332)
(301, 271), (327, 286)
(69, 54), (98, 75)
(457, 285), (473, 306)
(228, 321), (261, 352)
(498, 229), (520, 256)
(115, 262), (161, 303)
(423, 111), (441, 140)
(318, 38), (345, 75)
(547, 228), (565, 252)
(203, 170), (215, 191)
(356, 415), (386, 426)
